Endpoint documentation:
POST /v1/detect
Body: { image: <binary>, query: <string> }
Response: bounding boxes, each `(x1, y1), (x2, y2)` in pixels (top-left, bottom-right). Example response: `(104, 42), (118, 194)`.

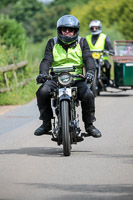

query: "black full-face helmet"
(57, 15), (80, 44)
(89, 20), (102, 35)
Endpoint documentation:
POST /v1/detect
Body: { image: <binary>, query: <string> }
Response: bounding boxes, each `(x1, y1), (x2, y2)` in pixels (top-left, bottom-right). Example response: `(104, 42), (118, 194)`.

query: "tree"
(117, 0), (133, 40)
(70, 0), (133, 40)
(10, 0), (43, 37)
(0, 0), (18, 8)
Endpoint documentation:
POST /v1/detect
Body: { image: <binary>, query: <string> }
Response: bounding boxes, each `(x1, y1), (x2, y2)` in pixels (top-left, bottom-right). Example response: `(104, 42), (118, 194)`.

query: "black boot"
(85, 123), (102, 138)
(34, 120), (52, 136)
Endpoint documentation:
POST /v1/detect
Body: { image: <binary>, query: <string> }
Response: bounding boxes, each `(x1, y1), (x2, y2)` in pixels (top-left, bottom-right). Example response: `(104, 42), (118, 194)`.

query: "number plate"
(59, 88), (72, 97)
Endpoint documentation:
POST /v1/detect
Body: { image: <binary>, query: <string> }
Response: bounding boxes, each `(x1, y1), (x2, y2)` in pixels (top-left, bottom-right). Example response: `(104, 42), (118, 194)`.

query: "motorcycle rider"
(86, 20), (114, 86)
(34, 15), (101, 138)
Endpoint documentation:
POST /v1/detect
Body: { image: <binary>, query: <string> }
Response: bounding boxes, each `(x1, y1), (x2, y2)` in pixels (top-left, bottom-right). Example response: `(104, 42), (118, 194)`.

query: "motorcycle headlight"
(58, 72), (72, 86)
(92, 52), (101, 59)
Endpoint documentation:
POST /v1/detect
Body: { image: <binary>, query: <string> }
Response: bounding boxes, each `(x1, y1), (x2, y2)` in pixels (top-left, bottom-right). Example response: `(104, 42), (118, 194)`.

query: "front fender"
(59, 94), (71, 102)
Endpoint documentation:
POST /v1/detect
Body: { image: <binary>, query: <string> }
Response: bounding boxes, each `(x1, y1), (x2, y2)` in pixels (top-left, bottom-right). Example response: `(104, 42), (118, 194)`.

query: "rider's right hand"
(36, 74), (48, 84)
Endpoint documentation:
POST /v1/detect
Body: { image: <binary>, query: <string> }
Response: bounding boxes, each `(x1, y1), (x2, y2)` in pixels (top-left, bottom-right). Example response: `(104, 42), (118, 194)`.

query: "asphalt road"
(0, 89), (133, 200)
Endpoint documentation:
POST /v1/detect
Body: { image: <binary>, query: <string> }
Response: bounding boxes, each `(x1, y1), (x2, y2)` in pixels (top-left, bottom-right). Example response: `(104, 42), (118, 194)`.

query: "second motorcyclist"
(86, 20), (114, 86)
(34, 15), (101, 138)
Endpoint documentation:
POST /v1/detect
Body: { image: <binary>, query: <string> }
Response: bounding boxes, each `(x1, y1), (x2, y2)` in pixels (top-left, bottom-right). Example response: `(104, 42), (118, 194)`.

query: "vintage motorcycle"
(44, 66), (87, 156)
(90, 50), (114, 97)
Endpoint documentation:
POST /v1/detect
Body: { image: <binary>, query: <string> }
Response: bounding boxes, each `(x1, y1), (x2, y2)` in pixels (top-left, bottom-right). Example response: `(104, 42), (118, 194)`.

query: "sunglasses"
(61, 27), (74, 32)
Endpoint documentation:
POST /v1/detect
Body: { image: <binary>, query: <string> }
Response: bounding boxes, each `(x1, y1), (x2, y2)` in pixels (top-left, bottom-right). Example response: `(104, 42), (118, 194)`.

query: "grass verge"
(0, 41), (45, 105)
(0, 79), (39, 105)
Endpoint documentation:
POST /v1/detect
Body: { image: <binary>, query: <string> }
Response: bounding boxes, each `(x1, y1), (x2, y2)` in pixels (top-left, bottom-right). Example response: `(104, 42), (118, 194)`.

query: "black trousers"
(103, 60), (111, 80)
(36, 80), (96, 124)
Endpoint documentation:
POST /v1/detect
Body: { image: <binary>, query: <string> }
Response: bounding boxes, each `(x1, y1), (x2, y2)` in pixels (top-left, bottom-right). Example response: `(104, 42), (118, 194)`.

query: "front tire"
(61, 100), (71, 156)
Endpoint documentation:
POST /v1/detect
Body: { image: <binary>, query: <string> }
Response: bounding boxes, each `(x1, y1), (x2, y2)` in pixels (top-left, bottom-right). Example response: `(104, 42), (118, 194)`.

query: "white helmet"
(89, 20), (102, 35)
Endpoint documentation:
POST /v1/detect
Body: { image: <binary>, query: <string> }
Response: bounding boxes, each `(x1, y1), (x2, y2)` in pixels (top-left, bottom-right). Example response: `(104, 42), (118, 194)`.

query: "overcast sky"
(38, 0), (54, 4)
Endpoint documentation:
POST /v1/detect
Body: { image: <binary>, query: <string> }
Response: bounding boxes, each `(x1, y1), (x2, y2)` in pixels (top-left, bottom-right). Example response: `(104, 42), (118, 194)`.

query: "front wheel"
(61, 100), (71, 156)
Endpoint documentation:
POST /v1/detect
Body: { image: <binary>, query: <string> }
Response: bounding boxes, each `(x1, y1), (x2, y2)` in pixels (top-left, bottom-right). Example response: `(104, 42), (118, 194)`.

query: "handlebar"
(37, 73), (86, 84)
(50, 66), (76, 73)
(46, 73), (85, 80)
(103, 50), (114, 56)
(37, 66), (86, 84)
(72, 74), (85, 79)
(90, 49), (114, 56)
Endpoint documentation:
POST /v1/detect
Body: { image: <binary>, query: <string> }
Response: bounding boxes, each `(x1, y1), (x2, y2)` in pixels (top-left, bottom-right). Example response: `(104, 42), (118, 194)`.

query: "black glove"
(36, 74), (48, 84)
(85, 72), (94, 83)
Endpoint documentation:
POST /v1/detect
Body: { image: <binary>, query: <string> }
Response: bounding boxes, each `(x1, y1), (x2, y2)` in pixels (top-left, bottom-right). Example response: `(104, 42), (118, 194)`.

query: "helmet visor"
(61, 27), (75, 33)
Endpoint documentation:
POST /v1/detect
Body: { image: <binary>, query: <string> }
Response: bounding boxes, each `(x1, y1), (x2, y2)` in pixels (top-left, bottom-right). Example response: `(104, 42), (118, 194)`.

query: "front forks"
(52, 101), (81, 144)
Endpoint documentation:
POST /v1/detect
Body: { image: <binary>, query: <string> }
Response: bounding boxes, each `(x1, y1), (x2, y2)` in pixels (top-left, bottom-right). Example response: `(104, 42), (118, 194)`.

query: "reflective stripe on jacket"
(86, 33), (109, 60)
(52, 41), (84, 76)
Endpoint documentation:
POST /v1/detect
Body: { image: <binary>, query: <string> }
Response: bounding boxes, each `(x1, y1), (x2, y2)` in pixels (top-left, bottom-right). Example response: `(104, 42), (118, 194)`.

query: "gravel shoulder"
(0, 105), (20, 115)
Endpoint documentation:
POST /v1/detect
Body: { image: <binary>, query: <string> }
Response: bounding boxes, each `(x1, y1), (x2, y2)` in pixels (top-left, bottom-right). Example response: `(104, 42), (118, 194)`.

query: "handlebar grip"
(109, 52), (114, 56)
(72, 74), (85, 79)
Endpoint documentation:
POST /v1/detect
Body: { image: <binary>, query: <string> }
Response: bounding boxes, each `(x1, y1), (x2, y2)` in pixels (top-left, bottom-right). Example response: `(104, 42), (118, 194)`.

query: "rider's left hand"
(109, 49), (114, 56)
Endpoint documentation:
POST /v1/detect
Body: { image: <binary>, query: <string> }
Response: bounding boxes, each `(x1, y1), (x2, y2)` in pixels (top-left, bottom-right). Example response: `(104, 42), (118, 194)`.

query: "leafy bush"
(0, 15), (31, 96)
(0, 15), (26, 52)
(0, 38), (24, 67)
